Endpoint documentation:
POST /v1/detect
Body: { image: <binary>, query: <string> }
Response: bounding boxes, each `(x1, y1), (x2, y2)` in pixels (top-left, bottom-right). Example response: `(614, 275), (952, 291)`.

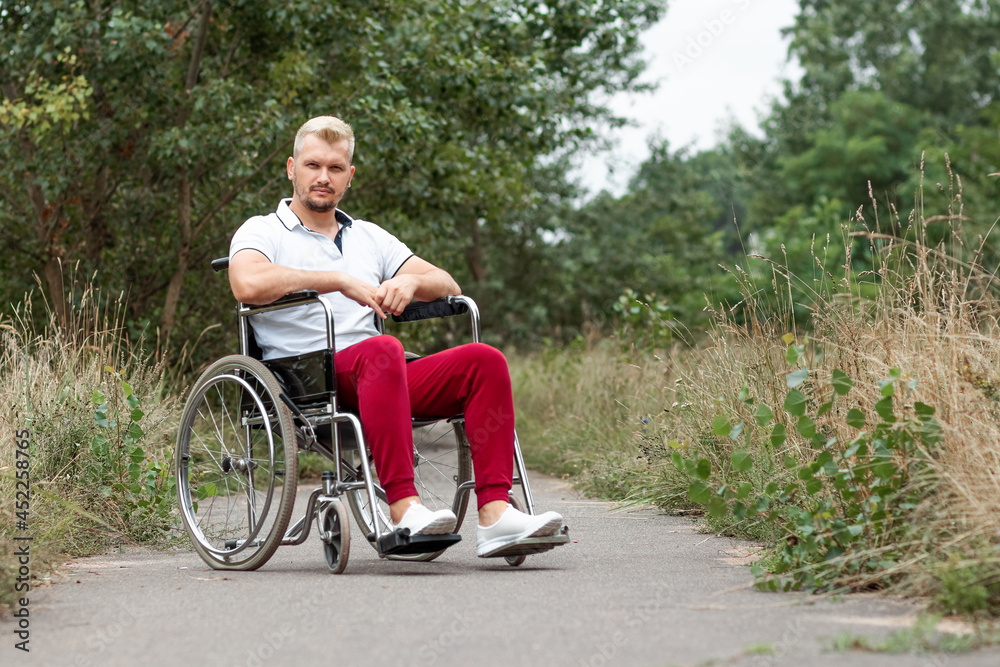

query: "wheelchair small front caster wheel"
(505, 495), (528, 567)
(321, 500), (350, 574)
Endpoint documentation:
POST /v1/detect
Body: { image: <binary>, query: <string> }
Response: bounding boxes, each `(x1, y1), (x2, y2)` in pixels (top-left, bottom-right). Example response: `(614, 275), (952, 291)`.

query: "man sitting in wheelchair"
(227, 115), (565, 559)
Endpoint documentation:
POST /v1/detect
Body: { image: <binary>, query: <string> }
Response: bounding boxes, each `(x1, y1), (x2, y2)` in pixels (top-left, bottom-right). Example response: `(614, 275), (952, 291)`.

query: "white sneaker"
(393, 501), (457, 536)
(476, 505), (564, 557)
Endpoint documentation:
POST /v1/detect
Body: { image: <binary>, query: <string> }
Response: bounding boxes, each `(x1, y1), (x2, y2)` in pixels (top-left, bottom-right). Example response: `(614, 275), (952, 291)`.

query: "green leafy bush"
(87, 367), (177, 541)
(612, 288), (678, 351)
(672, 338), (944, 591)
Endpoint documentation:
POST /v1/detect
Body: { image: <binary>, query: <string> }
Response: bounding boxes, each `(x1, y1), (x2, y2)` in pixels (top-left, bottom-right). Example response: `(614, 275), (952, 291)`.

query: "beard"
(293, 178), (338, 213)
(302, 193), (336, 213)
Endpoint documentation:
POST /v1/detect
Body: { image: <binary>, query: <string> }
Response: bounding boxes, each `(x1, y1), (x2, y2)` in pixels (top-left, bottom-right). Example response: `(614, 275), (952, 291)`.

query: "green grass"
(509, 339), (689, 504)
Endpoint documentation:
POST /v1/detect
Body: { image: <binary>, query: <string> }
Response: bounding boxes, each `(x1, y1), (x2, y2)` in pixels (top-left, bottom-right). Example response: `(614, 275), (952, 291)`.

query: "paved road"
(4, 472), (999, 667)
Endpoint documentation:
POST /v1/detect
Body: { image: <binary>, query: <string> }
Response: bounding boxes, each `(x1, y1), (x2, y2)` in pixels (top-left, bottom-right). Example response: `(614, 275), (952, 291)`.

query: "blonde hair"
(293, 116), (355, 162)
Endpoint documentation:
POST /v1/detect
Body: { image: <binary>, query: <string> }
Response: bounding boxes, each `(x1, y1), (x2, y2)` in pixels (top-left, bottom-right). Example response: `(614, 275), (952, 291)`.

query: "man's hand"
(375, 274), (419, 316)
(341, 274), (388, 319)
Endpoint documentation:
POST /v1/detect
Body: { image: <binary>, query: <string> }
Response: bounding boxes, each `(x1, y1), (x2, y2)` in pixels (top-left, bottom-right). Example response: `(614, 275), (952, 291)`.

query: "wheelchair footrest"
(479, 526), (571, 558)
(376, 528), (462, 556)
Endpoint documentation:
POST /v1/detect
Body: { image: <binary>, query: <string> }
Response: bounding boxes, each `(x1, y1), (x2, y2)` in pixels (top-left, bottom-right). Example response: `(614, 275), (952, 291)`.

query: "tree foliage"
(5, 0), (998, 359)
(787, 0), (1000, 123)
(702, 0), (1000, 306)
(586, 1), (1000, 339)
(0, 0), (664, 362)
(547, 142), (737, 342)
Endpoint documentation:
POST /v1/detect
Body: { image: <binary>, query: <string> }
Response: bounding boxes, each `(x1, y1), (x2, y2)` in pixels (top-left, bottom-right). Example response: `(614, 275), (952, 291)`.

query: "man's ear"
(286, 156), (295, 180)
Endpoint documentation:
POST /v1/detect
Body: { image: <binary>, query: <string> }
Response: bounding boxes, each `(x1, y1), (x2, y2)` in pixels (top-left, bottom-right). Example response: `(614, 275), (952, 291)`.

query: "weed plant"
(827, 614), (988, 654)
(0, 271), (181, 613)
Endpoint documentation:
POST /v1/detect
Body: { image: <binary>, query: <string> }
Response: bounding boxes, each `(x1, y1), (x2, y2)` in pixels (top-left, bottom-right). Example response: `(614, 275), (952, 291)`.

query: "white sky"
(573, 0), (803, 195)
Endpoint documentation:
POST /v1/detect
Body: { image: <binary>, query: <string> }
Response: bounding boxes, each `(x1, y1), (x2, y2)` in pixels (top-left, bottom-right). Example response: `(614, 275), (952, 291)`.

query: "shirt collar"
(334, 209), (354, 230)
(277, 198), (354, 231)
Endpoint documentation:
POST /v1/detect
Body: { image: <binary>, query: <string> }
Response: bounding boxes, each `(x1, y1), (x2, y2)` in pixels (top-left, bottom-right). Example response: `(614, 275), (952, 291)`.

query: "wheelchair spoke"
(414, 457), (459, 505)
(408, 422), (466, 514)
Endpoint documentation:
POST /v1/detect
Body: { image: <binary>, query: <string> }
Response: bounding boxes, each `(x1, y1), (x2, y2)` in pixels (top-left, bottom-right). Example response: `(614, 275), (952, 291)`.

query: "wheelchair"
(174, 257), (569, 573)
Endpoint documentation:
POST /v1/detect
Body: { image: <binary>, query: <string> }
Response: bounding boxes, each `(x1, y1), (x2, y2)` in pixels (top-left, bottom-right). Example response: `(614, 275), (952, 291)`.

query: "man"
(228, 116), (563, 558)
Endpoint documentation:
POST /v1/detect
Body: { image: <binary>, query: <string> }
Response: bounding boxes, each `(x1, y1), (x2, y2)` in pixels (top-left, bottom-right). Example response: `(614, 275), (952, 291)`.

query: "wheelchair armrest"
(391, 296), (470, 323)
(259, 290), (320, 308)
(238, 291), (333, 357)
(213, 256), (316, 308)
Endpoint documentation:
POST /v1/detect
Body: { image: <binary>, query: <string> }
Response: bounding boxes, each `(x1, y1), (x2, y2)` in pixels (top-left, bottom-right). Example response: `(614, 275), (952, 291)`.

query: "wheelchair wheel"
(321, 499), (350, 574)
(413, 419), (474, 524)
(176, 355), (298, 570)
(346, 418), (473, 561)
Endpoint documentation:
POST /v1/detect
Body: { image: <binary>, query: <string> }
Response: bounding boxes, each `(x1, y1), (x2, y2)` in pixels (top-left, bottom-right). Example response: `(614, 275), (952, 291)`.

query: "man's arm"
(376, 256), (461, 316)
(229, 249), (387, 318)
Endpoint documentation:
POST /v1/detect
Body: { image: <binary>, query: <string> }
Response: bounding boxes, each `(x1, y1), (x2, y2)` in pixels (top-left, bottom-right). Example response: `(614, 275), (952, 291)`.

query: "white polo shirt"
(229, 198), (414, 359)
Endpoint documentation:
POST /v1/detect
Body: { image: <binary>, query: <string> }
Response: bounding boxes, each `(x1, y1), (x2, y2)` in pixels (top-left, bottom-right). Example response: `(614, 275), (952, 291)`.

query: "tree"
(1, 0), (311, 339)
(0, 0), (665, 359)
(787, 0), (1000, 125)
(777, 90), (927, 220)
(550, 141), (736, 338)
(735, 0), (1000, 279)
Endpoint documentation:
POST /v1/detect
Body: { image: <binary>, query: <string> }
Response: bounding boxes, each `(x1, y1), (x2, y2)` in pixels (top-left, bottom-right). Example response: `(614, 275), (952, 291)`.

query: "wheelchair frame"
(174, 258), (565, 573)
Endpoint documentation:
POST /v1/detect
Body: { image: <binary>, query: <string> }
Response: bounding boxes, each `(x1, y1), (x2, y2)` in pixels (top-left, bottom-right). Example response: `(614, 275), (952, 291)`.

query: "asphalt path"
(4, 471), (1000, 667)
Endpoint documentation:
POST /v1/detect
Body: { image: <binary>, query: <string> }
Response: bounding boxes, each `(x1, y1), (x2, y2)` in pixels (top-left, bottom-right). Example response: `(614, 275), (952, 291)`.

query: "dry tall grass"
(718, 177), (999, 595)
(510, 341), (684, 499)
(0, 269), (179, 612)
(514, 170), (1000, 610)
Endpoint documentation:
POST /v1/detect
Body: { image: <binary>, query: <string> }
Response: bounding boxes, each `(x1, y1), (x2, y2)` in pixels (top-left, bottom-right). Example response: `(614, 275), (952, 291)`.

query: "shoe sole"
(529, 513), (563, 538)
(397, 513), (457, 537)
(476, 514), (563, 557)
(477, 532), (570, 558)
(415, 515), (457, 536)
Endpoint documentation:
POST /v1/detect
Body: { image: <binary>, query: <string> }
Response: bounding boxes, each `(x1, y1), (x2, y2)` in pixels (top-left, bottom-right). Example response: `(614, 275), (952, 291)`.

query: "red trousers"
(334, 336), (514, 509)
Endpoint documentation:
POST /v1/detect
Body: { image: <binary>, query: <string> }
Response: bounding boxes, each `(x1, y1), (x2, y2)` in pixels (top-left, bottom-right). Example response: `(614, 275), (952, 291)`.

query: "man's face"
(287, 135), (355, 214)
